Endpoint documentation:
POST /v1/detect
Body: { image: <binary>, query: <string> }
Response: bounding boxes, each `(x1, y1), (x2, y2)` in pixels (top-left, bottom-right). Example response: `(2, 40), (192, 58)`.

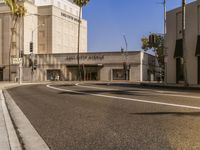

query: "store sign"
(61, 12), (79, 22)
(66, 55), (104, 61)
(12, 58), (22, 64)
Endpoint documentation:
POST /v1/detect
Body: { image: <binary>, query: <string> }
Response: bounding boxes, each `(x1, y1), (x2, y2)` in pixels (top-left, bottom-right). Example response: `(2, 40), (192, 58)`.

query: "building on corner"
(165, 0), (200, 85)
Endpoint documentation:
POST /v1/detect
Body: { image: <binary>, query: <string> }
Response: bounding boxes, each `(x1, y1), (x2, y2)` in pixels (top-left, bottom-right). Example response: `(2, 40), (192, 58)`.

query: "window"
(113, 69), (126, 80)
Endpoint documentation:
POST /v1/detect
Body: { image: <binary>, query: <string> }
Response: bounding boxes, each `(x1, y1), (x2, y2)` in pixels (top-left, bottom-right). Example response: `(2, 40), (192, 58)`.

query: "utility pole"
(163, 0), (167, 84)
(182, 0), (188, 86)
(123, 35), (128, 80)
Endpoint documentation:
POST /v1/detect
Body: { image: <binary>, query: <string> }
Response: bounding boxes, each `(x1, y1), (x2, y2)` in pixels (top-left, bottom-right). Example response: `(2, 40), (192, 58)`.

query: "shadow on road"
(132, 112), (200, 117)
(58, 89), (150, 97)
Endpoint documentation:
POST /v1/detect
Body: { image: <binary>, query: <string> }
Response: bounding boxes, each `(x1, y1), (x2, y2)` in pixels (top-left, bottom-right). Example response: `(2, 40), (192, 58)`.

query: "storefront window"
(113, 69), (126, 80)
(47, 70), (61, 81)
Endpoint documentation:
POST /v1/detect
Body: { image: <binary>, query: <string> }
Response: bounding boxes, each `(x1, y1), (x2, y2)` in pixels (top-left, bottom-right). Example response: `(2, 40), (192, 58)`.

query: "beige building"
(166, 0), (200, 85)
(22, 51), (157, 82)
(0, 0), (87, 81)
(0, 0), (158, 82)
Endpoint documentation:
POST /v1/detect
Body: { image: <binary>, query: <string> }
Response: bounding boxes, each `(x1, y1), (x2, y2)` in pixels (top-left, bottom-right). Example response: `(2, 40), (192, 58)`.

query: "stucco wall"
(166, 0), (200, 84)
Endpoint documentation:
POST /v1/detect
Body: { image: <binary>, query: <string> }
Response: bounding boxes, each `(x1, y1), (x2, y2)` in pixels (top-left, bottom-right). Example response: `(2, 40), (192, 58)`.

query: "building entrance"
(0, 68), (3, 81)
(67, 65), (101, 81)
(176, 58), (184, 83)
(47, 69), (61, 81)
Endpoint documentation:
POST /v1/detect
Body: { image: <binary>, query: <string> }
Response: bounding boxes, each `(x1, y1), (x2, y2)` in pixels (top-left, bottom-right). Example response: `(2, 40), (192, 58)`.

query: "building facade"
(22, 51), (157, 82)
(0, 0), (87, 81)
(166, 0), (200, 85)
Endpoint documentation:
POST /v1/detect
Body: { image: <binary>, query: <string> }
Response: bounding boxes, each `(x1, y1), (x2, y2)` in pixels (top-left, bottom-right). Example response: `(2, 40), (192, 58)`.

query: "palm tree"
(73, 0), (90, 81)
(3, 0), (26, 81)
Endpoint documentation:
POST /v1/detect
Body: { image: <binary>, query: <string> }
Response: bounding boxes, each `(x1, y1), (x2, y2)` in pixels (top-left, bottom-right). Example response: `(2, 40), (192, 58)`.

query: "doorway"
(0, 68), (3, 81)
(176, 58), (184, 83)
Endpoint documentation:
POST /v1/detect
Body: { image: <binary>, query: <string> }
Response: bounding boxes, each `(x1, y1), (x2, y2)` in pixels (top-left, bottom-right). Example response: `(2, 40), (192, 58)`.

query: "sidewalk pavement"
(0, 82), (21, 150)
(0, 81), (51, 150)
(0, 82), (19, 150)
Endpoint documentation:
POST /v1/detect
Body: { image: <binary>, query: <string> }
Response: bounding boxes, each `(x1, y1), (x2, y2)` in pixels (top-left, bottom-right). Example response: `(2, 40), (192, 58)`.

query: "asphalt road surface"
(7, 83), (200, 150)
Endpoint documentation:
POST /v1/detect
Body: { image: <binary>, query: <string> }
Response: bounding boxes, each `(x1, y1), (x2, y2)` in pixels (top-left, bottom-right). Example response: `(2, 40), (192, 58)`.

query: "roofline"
(34, 51), (156, 57)
(167, 0), (197, 14)
(35, 51), (144, 56)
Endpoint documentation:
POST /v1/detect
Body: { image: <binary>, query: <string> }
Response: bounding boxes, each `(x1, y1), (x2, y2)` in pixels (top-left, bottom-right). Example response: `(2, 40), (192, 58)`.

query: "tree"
(3, 0), (26, 81)
(141, 34), (165, 80)
(141, 34), (164, 68)
(73, 0), (90, 81)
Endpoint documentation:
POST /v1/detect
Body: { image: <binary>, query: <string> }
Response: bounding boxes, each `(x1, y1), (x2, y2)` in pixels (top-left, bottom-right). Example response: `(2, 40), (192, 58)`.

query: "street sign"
(12, 58), (22, 64)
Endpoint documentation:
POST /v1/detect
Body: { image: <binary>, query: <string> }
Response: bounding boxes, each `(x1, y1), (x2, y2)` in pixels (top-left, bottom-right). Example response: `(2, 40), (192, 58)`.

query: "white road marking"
(76, 84), (200, 99)
(47, 85), (200, 110)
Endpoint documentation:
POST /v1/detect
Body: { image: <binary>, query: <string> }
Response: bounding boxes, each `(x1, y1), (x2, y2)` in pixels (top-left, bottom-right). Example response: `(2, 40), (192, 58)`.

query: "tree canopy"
(4, 0), (26, 17)
(73, 0), (90, 7)
(141, 34), (164, 68)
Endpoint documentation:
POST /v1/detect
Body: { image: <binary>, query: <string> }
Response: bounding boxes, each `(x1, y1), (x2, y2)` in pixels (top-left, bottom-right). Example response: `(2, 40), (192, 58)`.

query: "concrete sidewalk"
(0, 82), (50, 150)
(0, 82), (20, 150)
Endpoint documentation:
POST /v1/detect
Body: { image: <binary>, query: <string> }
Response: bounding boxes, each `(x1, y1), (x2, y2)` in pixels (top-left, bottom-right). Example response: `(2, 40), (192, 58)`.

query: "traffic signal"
(20, 50), (24, 58)
(30, 42), (33, 53)
(33, 59), (37, 70)
(123, 62), (127, 71)
(149, 34), (156, 46)
(29, 58), (33, 67)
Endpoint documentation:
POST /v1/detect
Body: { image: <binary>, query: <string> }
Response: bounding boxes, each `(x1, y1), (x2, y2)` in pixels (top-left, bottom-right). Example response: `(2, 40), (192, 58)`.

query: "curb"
(0, 90), (22, 150)
(140, 83), (200, 90)
(3, 89), (50, 150)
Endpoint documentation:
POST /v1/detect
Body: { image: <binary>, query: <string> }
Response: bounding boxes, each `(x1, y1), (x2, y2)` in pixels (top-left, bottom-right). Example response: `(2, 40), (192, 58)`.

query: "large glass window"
(113, 69), (126, 80)
(47, 70), (61, 81)
(0, 68), (3, 81)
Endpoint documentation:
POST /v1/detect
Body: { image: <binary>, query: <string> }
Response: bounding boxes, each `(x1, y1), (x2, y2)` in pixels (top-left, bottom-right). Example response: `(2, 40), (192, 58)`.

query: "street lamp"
(30, 23), (45, 82)
(18, 13), (43, 84)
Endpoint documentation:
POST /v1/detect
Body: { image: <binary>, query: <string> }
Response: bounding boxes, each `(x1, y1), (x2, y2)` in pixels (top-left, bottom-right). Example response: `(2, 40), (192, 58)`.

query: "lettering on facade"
(61, 12), (79, 22)
(66, 55), (104, 61)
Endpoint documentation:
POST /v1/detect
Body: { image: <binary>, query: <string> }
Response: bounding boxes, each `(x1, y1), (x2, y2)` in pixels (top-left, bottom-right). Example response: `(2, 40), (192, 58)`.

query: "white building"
(0, 0), (158, 82)
(0, 0), (87, 81)
(165, 0), (200, 85)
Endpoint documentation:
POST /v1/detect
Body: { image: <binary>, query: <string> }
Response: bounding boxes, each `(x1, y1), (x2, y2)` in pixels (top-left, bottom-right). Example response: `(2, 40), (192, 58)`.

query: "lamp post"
(30, 23), (44, 82)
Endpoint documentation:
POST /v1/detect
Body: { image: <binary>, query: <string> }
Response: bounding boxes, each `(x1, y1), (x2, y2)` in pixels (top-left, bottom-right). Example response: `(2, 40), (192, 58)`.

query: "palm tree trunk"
(77, 6), (82, 81)
(8, 16), (18, 81)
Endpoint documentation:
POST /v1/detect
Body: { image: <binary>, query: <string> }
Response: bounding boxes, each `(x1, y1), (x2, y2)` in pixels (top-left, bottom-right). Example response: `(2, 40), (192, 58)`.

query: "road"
(7, 83), (200, 150)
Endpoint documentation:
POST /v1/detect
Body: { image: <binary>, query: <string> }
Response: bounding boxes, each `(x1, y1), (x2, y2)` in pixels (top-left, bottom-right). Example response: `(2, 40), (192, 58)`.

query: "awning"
(174, 39), (183, 58)
(195, 35), (200, 56)
(66, 64), (104, 67)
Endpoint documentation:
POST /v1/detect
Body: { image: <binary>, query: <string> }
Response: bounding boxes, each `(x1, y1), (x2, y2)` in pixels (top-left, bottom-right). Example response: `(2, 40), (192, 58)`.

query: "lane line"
(76, 84), (200, 99)
(47, 85), (200, 110)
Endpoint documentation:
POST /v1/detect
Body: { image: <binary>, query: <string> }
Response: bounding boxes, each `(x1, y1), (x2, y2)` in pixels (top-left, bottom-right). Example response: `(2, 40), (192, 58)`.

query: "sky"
(83, 0), (195, 52)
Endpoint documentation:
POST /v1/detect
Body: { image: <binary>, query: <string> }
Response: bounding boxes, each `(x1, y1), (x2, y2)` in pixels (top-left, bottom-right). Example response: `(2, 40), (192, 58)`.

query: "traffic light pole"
(182, 0), (188, 86)
(123, 35), (128, 80)
(164, 0), (167, 84)
(31, 30), (34, 82)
